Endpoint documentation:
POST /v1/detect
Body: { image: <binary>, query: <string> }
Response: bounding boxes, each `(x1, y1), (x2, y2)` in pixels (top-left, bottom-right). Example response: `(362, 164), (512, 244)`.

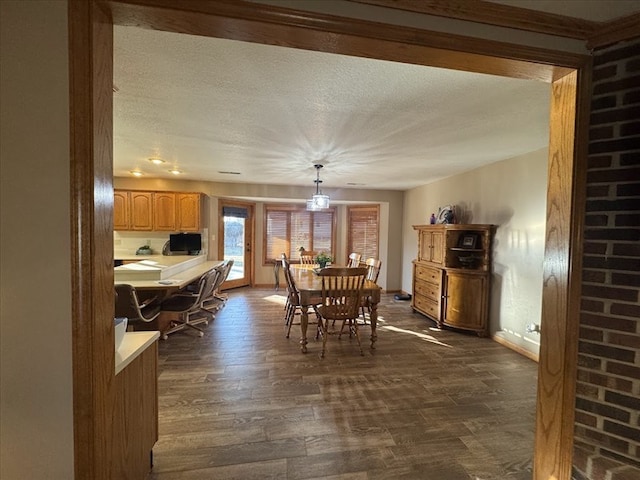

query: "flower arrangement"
(315, 251), (333, 267)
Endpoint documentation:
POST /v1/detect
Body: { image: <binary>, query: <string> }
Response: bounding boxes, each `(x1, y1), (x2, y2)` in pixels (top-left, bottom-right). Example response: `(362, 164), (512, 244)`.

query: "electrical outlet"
(526, 323), (541, 334)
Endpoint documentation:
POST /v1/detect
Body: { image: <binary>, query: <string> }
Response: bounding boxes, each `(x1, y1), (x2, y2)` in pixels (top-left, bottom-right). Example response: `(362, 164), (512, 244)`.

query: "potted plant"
(315, 252), (332, 268)
(136, 244), (152, 255)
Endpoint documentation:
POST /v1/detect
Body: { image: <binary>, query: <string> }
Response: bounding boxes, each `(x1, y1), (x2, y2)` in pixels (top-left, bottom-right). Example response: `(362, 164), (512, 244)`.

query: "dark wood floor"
(149, 288), (537, 479)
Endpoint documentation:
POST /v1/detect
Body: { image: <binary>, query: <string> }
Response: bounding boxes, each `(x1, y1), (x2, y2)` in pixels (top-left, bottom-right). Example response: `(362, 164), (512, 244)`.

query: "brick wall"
(573, 38), (640, 480)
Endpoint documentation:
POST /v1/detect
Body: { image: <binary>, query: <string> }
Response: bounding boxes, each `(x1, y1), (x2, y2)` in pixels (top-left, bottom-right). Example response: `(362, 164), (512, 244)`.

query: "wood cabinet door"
(113, 190), (130, 230)
(444, 272), (487, 333)
(130, 192), (153, 231)
(176, 193), (201, 231)
(430, 231), (444, 265)
(153, 192), (176, 231)
(419, 230), (444, 264)
(418, 230), (430, 262)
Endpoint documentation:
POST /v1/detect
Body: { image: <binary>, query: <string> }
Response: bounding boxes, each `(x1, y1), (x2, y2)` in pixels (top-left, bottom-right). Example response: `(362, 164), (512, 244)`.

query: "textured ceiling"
(113, 25), (551, 191)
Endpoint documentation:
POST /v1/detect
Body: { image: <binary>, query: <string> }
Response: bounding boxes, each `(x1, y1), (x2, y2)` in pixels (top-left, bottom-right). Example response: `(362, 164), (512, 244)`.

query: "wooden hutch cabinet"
(114, 190), (202, 232)
(412, 224), (495, 336)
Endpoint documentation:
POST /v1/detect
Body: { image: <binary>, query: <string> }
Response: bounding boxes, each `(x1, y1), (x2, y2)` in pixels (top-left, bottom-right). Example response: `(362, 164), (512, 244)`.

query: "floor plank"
(149, 288), (536, 479)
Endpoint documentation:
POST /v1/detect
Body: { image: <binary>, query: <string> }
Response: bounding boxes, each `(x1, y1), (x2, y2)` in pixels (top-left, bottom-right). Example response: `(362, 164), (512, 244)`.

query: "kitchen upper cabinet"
(113, 190), (130, 230)
(153, 192), (176, 231)
(176, 193), (201, 231)
(114, 190), (202, 232)
(130, 191), (153, 231)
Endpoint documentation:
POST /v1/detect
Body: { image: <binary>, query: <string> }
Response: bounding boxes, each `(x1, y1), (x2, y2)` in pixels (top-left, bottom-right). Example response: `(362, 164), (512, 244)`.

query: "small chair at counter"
(159, 267), (218, 339)
(114, 284), (162, 329)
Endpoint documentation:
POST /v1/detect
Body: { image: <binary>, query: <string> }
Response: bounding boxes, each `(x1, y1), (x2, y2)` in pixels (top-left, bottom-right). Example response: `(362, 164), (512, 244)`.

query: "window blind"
(264, 205), (335, 263)
(347, 205), (379, 261)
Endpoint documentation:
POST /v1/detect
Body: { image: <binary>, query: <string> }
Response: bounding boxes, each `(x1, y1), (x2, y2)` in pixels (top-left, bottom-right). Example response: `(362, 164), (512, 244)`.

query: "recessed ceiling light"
(148, 157), (165, 164)
(346, 182), (366, 186)
(130, 171), (143, 177)
(168, 169), (182, 175)
(218, 171), (241, 175)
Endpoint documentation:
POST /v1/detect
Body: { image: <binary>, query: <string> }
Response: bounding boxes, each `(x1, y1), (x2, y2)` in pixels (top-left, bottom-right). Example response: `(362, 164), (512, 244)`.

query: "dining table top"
(289, 264), (380, 297)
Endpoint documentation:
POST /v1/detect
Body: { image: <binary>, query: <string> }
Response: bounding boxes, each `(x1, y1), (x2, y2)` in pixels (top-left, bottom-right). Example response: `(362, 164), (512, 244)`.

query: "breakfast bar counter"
(115, 331), (160, 374)
(114, 254), (206, 282)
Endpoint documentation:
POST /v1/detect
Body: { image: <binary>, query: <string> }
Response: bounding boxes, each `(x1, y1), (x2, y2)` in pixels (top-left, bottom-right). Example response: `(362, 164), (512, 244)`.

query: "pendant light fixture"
(306, 164), (330, 211)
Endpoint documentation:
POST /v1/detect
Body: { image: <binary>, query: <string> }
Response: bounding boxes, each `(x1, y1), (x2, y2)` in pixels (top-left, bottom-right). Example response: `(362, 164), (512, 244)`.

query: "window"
(264, 204), (336, 263)
(347, 205), (379, 261)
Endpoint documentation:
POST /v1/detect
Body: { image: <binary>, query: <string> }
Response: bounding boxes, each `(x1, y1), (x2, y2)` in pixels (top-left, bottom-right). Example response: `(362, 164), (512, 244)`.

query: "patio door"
(218, 200), (253, 289)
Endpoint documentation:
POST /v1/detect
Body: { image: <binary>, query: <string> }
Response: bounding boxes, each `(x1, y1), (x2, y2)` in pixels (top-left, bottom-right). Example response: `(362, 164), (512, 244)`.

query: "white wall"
(0, 1), (74, 478)
(403, 149), (548, 356)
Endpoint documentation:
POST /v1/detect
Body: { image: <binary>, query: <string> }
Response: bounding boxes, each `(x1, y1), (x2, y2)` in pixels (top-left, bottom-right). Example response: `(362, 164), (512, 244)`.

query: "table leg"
(369, 301), (378, 349)
(300, 307), (309, 353)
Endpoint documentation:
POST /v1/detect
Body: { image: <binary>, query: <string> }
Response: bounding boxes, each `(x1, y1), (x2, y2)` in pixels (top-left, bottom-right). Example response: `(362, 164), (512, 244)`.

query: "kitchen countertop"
(114, 254), (205, 281)
(114, 253), (199, 263)
(114, 259), (224, 291)
(115, 331), (160, 375)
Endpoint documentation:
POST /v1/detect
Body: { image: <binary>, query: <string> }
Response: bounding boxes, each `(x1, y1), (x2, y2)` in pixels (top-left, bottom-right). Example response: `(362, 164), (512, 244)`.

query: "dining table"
(290, 264), (381, 353)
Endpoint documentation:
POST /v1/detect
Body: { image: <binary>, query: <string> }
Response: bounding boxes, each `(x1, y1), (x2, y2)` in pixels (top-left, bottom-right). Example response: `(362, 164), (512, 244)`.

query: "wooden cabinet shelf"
(114, 190), (202, 232)
(412, 224), (495, 336)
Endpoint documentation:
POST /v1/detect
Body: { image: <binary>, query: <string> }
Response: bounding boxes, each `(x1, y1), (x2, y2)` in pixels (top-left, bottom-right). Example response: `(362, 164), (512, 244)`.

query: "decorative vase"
(318, 261), (327, 268)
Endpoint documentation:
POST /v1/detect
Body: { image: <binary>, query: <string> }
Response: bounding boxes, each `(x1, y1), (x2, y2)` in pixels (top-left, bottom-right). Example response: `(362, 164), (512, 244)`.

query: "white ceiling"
(113, 24), (554, 191)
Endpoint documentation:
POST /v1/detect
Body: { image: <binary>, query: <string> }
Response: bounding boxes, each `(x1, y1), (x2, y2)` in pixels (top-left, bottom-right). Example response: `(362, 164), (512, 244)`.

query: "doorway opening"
(218, 200), (254, 289)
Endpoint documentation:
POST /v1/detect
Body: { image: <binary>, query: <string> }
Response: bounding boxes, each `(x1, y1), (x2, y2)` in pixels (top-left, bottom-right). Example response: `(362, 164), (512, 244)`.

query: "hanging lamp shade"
(306, 164), (330, 211)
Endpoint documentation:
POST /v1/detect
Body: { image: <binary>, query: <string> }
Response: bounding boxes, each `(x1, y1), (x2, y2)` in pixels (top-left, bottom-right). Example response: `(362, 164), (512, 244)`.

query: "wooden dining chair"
(313, 267), (367, 358)
(359, 258), (382, 324)
(347, 252), (362, 267)
(299, 250), (317, 265)
(282, 255), (321, 339)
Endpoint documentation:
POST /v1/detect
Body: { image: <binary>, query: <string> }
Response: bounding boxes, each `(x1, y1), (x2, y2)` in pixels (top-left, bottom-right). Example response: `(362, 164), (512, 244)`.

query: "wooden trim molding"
(491, 334), (539, 363)
(69, 1), (115, 478)
(106, 0), (583, 80)
(587, 12), (640, 50)
(534, 67), (589, 480)
(72, 1), (590, 479)
(348, 0), (598, 39)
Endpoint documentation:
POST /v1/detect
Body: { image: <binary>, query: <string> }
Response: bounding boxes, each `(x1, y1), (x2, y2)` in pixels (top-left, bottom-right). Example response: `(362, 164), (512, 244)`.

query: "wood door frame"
(70, 1), (590, 478)
(217, 199), (255, 289)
